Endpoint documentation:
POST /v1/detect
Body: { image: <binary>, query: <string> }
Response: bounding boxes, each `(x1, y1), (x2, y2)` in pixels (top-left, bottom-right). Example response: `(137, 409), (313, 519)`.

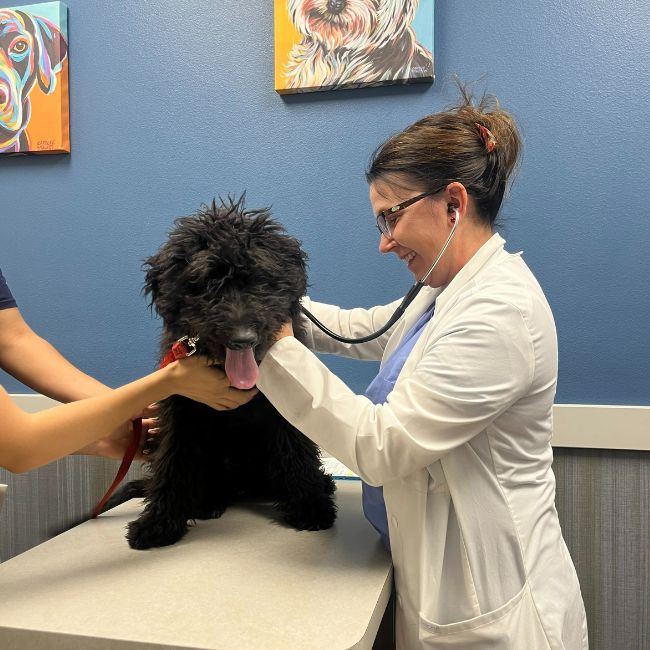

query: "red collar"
(159, 335), (199, 368)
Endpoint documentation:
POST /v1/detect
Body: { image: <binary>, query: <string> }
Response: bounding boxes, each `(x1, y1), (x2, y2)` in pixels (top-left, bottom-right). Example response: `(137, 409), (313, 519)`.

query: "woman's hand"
(167, 355), (258, 411)
(75, 403), (160, 460)
(75, 357), (257, 461)
(75, 357), (258, 461)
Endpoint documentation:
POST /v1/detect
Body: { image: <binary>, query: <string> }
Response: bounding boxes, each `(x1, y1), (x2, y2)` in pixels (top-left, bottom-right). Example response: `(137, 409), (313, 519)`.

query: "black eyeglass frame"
(375, 187), (445, 238)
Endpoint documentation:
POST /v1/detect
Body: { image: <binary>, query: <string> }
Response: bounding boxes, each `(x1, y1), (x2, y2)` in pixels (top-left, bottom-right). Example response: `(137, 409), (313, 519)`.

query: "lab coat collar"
(382, 233), (506, 360)
(433, 232), (506, 314)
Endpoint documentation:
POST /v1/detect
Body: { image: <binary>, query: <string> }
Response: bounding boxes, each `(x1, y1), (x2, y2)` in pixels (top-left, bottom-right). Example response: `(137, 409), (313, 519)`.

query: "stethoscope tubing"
(301, 211), (460, 344)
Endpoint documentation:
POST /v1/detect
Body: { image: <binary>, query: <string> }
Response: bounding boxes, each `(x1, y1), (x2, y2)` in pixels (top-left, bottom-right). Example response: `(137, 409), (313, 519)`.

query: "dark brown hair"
(366, 85), (521, 226)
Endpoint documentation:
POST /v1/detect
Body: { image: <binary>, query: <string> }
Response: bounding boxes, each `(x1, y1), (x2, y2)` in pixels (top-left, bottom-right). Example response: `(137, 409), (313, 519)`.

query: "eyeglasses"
(375, 189), (442, 238)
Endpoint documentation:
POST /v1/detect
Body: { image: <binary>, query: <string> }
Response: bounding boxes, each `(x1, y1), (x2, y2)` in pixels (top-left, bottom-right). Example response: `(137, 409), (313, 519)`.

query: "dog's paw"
(282, 497), (337, 531)
(126, 517), (188, 550)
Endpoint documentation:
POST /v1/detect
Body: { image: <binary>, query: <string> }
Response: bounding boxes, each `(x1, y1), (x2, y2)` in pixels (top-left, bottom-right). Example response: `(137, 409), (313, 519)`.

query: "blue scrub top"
(362, 300), (436, 551)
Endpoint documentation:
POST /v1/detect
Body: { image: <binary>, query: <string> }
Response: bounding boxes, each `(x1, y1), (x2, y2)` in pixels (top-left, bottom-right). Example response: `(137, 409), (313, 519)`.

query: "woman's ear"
(445, 182), (468, 220)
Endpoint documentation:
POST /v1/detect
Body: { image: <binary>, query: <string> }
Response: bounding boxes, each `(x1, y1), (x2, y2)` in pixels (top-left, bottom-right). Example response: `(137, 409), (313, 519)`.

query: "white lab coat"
(258, 234), (588, 649)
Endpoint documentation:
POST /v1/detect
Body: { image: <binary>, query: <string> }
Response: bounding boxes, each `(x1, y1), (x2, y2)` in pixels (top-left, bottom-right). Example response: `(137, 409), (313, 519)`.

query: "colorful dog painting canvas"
(0, 1), (69, 154)
(275, 0), (434, 94)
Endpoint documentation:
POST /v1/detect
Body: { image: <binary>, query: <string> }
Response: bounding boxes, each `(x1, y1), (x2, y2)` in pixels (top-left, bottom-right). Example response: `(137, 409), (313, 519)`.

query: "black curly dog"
(105, 197), (336, 549)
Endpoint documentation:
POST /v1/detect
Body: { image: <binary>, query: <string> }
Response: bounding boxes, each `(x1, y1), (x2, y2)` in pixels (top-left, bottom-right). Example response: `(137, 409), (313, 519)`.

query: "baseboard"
(9, 395), (650, 452)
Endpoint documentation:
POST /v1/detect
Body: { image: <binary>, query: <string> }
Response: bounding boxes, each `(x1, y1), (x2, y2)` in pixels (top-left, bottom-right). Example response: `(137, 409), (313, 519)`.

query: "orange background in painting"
(24, 57), (70, 153)
(274, 1), (301, 91)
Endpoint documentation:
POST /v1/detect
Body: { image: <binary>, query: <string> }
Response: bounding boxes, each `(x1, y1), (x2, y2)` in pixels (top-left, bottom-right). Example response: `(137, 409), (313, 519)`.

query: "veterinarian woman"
(257, 90), (588, 649)
(0, 268), (256, 473)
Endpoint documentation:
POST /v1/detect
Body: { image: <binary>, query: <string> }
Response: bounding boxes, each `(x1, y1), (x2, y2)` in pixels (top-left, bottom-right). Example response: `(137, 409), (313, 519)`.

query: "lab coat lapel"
(383, 234), (505, 364)
(393, 234), (506, 378)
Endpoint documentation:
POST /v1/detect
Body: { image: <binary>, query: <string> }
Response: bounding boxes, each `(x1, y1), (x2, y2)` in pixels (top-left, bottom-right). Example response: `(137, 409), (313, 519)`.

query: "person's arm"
(259, 299), (535, 486)
(0, 307), (108, 402)
(0, 305), (153, 461)
(0, 356), (257, 474)
(72, 402), (159, 461)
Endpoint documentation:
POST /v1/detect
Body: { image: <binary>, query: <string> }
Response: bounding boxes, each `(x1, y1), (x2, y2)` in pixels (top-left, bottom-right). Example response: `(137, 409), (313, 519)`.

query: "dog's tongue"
(225, 348), (259, 390)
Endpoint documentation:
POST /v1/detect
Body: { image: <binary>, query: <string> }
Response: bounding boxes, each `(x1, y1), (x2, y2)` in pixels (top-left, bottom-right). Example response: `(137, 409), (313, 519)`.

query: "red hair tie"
(475, 123), (497, 153)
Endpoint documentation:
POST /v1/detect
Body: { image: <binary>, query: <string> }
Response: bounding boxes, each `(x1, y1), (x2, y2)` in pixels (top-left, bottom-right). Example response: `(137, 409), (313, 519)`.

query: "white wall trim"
(552, 404), (650, 451)
(11, 394), (61, 413)
(9, 395), (650, 452)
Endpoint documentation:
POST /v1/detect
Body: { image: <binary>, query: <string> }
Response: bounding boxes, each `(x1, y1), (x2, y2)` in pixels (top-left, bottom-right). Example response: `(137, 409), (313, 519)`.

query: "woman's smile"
(401, 250), (416, 269)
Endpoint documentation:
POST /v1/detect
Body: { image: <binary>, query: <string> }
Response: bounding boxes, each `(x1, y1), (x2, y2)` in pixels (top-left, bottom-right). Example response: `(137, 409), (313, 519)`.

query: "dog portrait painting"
(274, 0), (434, 93)
(0, 2), (69, 154)
(104, 197), (337, 549)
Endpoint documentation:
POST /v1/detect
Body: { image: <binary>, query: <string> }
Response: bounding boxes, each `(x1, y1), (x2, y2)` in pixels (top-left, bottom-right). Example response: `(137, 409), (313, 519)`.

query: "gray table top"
(0, 479), (392, 650)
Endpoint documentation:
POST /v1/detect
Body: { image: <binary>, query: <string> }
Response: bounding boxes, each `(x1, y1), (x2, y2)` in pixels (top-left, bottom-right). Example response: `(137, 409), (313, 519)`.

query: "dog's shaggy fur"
(106, 197), (336, 549)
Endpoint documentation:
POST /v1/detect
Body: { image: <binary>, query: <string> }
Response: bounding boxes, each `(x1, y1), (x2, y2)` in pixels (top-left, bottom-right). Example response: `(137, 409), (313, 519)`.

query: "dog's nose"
(228, 328), (258, 350)
(326, 0), (346, 14)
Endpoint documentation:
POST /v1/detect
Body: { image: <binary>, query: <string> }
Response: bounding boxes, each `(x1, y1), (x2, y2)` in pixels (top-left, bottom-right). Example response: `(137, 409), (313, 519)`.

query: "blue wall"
(1, 1), (648, 405)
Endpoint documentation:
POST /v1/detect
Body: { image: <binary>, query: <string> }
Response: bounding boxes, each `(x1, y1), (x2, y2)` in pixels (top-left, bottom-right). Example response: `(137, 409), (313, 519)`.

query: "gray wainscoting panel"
(553, 448), (650, 650)
(0, 457), (143, 561)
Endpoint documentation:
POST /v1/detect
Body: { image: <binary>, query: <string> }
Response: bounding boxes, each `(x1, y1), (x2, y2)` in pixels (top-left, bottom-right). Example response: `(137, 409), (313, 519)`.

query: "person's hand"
(273, 321), (294, 343)
(75, 403), (160, 461)
(167, 355), (258, 411)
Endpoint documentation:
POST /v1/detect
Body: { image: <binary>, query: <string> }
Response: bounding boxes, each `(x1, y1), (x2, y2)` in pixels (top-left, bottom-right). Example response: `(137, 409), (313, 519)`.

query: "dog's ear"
(280, 238), (308, 300)
(142, 253), (162, 307)
(19, 11), (68, 94)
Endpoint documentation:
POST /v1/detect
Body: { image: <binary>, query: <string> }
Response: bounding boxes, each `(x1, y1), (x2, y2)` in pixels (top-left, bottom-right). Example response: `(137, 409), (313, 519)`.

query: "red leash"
(91, 336), (199, 518)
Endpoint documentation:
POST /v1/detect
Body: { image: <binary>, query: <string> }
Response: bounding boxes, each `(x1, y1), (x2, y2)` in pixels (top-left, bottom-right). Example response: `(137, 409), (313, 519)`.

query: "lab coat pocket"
(419, 582), (550, 649)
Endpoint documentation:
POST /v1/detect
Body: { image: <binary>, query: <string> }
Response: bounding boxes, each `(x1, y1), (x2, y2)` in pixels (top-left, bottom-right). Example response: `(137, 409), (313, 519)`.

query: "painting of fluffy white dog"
(276, 0), (434, 93)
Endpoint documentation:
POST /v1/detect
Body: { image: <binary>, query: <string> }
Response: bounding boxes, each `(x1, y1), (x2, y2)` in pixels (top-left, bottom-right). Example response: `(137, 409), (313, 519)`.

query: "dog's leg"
(267, 422), (337, 531)
(126, 398), (213, 550)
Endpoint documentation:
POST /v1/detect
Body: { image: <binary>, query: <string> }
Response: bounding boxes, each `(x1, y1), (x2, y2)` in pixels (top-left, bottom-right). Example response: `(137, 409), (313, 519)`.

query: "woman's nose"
(378, 232), (396, 254)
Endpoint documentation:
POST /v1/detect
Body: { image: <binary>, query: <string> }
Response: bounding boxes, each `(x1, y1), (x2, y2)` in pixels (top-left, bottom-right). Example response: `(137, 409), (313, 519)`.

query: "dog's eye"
(10, 39), (29, 55)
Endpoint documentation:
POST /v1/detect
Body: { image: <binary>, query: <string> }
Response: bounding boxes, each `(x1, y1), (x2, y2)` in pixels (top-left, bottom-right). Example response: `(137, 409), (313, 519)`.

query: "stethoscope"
(301, 208), (460, 344)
